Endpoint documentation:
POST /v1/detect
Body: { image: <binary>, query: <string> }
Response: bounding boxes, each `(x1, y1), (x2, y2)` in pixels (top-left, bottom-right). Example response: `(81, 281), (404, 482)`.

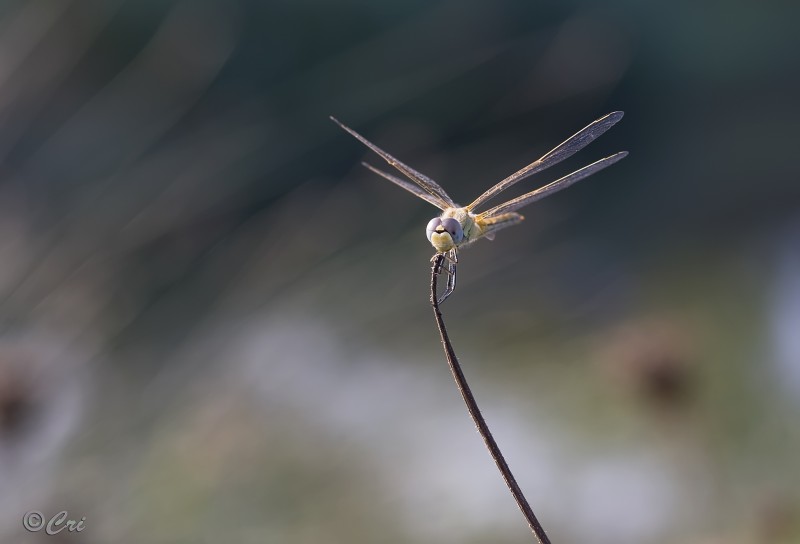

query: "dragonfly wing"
(479, 152), (628, 218)
(361, 162), (449, 210)
(467, 111), (625, 211)
(331, 116), (457, 208)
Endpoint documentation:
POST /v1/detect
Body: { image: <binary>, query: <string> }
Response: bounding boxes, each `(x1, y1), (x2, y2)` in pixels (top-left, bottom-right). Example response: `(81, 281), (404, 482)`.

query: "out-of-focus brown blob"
(0, 357), (34, 439)
(599, 319), (696, 411)
(758, 494), (800, 544)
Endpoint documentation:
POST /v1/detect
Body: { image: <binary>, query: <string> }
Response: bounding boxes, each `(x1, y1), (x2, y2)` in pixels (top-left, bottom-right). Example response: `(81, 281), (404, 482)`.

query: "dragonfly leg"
(438, 249), (458, 304)
(432, 255), (455, 276)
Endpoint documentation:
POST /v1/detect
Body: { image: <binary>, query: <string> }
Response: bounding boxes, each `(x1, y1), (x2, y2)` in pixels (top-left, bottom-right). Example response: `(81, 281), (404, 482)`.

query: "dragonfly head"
(426, 216), (463, 252)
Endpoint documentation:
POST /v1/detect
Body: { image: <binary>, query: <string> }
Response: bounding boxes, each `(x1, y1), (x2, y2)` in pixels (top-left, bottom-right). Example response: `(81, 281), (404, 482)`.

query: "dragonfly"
(331, 112), (628, 303)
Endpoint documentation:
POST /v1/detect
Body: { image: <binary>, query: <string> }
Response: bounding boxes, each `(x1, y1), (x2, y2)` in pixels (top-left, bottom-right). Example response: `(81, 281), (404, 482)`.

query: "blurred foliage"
(0, 0), (799, 543)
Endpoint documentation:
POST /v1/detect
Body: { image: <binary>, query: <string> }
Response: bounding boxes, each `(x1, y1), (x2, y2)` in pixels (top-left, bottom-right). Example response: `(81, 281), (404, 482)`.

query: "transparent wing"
(478, 151), (628, 218)
(361, 162), (449, 210)
(467, 111), (624, 211)
(479, 152), (628, 218)
(331, 116), (457, 208)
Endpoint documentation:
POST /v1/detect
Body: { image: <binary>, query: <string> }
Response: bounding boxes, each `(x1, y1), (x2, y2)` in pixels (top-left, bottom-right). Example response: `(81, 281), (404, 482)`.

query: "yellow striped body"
(429, 207), (524, 253)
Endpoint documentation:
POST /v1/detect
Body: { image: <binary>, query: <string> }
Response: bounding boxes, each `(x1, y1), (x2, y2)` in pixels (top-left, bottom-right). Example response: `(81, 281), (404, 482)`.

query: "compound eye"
(426, 217), (442, 241)
(441, 217), (464, 243)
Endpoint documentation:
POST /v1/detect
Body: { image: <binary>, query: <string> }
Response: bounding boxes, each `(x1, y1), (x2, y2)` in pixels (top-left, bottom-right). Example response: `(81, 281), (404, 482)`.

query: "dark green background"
(0, 1), (798, 543)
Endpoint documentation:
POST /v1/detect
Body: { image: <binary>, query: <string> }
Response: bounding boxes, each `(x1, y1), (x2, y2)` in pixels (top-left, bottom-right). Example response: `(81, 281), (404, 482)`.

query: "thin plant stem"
(430, 253), (552, 544)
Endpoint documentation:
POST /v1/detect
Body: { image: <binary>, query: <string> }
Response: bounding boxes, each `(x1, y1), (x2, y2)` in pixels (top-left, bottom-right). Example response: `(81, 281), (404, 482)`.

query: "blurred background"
(0, 0), (799, 543)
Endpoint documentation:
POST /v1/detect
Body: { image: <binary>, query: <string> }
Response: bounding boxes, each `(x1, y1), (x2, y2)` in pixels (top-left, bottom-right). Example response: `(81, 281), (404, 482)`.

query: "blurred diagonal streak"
(0, 0), (123, 162)
(24, 1), (239, 186)
(488, 15), (631, 122)
(0, 1), (72, 91)
(0, 2), (241, 337)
